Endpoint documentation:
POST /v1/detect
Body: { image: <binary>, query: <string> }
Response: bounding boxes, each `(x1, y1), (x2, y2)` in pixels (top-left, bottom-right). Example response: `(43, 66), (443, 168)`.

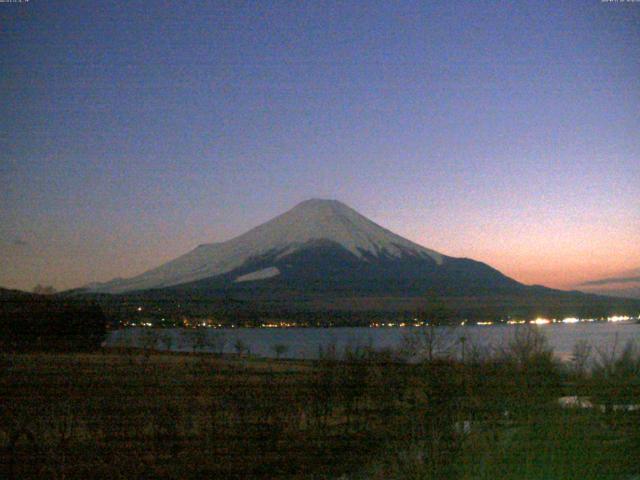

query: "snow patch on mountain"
(235, 267), (280, 283)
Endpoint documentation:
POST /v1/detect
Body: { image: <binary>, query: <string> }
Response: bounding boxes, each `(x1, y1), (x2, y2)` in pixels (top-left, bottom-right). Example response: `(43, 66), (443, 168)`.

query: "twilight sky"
(1, 0), (639, 292)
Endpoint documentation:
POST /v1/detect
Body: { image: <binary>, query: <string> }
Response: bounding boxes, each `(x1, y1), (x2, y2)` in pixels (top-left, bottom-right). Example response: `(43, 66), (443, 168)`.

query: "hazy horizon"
(1, 1), (638, 292)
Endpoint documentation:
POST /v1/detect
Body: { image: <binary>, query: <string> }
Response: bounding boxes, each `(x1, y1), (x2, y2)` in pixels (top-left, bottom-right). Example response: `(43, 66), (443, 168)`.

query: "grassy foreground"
(1, 334), (639, 479)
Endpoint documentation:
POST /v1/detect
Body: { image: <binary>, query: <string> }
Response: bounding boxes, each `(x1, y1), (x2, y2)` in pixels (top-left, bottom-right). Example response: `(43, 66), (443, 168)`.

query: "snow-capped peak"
(261, 199), (443, 262)
(89, 199), (444, 293)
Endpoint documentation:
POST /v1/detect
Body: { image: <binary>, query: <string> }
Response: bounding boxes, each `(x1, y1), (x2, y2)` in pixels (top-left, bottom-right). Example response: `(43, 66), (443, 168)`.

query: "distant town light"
(607, 315), (630, 322)
(562, 317), (579, 324)
(531, 318), (550, 325)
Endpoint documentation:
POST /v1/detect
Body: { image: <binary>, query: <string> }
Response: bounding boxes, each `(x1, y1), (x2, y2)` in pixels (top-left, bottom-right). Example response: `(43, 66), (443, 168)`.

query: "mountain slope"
(166, 238), (522, 298)
(90, 199), (448, 293)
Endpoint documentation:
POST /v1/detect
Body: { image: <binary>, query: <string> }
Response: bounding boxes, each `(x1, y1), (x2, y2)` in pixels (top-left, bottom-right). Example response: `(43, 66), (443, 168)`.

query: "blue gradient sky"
(1, 0), (639, 291)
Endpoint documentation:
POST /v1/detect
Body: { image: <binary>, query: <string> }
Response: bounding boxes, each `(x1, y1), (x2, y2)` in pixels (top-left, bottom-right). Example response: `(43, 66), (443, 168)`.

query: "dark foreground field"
(1, 333), (639, 479)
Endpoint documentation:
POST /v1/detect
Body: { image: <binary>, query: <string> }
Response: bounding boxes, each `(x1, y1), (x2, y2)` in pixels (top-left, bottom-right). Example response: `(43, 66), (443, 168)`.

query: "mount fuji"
(88, 199), (519, 296)
(85, 199), (640, 319)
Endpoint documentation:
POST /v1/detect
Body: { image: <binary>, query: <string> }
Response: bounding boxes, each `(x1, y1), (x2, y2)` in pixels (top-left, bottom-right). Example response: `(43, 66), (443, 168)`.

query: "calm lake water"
(106, 322), (640, 361)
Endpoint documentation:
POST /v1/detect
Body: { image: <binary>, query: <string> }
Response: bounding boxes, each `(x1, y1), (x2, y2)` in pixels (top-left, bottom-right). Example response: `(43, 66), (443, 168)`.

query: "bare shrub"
(233, 338), (249, 356)
(492, 326), (561, 418)
(498, 325), (554, 366)
(158, 332), (174, 351)
(591, 339), (640, 411)
(179, 328), (209, 353)
(139, 329), (159, 355)
(570, 339), (592, 376)
(192, 328), (208, 353)
(210, 331), (227, 356)
(271, 343), (289, 359)
(401, 325), (458, 362)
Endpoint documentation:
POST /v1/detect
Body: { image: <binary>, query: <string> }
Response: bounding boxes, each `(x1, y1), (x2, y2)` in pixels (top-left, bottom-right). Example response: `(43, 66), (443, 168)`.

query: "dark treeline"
(0, 289), (107, 352)
(67, 285), (640, 328)
(95, 299), (640, 329)
(1, 327), (639, 479)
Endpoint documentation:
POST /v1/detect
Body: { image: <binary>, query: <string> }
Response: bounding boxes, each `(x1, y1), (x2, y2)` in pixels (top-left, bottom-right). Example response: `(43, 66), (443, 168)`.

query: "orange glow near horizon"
(2, 206), (639, 293)
(410, 221), (640, 290)
(447, 252), (639, 290)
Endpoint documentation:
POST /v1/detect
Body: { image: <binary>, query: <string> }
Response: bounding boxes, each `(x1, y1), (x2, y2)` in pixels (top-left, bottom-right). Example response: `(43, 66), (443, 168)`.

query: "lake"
(106, 321), (640, 361)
